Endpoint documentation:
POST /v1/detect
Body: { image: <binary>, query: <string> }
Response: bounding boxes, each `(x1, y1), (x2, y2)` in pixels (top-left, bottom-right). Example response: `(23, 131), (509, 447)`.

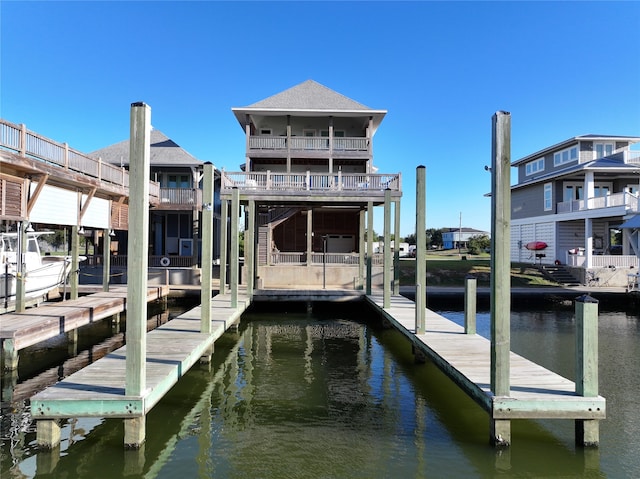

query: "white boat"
(1, 231), (74, 307)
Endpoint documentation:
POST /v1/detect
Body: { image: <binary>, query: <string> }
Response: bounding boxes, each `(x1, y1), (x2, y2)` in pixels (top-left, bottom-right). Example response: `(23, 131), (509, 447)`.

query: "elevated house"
(92, 130), (221, 280)
(511, 134), (640, 286)
(224, 80), (401, 288)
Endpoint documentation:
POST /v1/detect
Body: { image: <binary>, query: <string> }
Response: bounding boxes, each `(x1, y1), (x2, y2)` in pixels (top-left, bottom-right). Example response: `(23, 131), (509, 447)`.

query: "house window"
(553, 146), (578, 166)
(166, 174), (190, 188)
(595, 142), (614, 159)
(544, 183), (552, 211)
(260, 129), (272, 135)
(525, 158), (544, 176)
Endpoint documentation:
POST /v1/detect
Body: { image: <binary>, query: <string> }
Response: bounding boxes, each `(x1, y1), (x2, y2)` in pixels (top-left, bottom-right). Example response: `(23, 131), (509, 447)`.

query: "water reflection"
(1, 303), (637, 478)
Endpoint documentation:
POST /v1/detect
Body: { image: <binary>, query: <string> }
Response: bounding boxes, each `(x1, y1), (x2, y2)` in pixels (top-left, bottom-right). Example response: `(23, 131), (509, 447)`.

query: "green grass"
(398, 251), (558, 287)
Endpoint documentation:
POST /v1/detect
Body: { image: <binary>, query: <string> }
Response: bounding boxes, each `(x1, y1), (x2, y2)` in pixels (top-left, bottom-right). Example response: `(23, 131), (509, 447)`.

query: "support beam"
(2, 339), (18, 371)
(306, 207), (313, 268)
(230, 188), (239, 308)
(415, 166), (426, 334)
(383, 189), (391, 308)
(490, 111), (511, 398)
(15, 221), (27, 312)
(491, 419), (511, 448)
(37, 419), (61, 449)
(366, 201), (373, 295)
(124, 416), (145, 450)
(70, 224), (80, 300)
(359, 209), (365, 290)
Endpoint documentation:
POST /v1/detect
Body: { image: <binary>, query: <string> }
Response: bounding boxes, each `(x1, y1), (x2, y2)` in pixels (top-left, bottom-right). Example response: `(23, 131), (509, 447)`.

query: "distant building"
(442, 227), (489, 250)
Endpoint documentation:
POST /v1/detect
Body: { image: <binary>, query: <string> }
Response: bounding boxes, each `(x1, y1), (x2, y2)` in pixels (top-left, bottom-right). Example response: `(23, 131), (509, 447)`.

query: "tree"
(467, 235), (490, 255)
(426, 228), (443, 249)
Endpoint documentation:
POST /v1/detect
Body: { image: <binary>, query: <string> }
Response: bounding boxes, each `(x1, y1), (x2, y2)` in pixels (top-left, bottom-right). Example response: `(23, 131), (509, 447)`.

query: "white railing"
(0, 119), (159, 197)
(222, 171), (401, 192)
(158, 188), (202, 206)
(103, 255), (196, 268)
(557, 192), (639, 214)
(270, 252), (384, 265)
(248, 135), (368, 152)
(591, 255), (639, 269)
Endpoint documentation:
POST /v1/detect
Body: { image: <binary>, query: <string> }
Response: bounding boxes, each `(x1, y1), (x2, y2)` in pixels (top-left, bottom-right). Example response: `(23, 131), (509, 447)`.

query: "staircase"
(539, 265), (582, 286)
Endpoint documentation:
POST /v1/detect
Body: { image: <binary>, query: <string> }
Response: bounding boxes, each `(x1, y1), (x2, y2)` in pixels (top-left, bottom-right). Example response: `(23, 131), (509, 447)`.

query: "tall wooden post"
(124, 102), (151, 448)
(575, 294), (600, 446)
(366, 201), (373, 295)
(393, 199), (401, 296)
(464, 275), (477, 334)
(220, 199), (228, 295)
(383, 189), (391, 308)
(102, 229), (111, 292)
(246, 200), (255, 300)
(230, 188), (239, 308)
(15, 221), (27, 312)
(70, 224), (80, 300)
(358, 209), (365, 290)
(415, 166), (426, 334)
(490, 111), (511, 447)
(201, 163), (214, 337)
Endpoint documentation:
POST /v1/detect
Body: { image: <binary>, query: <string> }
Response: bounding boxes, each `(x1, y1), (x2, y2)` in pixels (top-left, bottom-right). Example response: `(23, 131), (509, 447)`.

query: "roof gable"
(91, 129), (203, 167)
(248, 80), (372, 111)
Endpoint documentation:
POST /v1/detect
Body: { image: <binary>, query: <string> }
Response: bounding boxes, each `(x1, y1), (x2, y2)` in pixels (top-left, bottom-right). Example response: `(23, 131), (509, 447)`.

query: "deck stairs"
(539, 264), (581, 286)
(257, 207), (301, 265)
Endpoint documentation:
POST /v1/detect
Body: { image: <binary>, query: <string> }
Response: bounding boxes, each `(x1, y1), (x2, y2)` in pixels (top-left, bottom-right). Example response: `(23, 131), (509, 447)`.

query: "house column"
(366, 117), (373, 173)
(383, 189), (392, 308)
(102, 229), (111, 292)
(328, 117), (334, 174)
(306, 208), (313, 267)
(585, 218), (594, 268)
(244, 115), (251, 173)
(584, 171), (595, 210)
(286, 116), (292, 173)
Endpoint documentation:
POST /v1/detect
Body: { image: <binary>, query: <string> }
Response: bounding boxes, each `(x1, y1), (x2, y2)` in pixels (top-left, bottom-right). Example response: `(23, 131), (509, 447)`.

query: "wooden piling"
(15, 221), (27, 312)
(201, 163), (214, 343)
(383, 189), (391, 308)
(246, 200), (255, 300)
(393, 200), (401, 296)
(230, 188), (239, 308)
(366, 201), (373, 295)
(575, 294), (600, 446)
(415, 166), (426, 334)
(70, 224), (80, 300)
(219, 199), (228, 295)
(124, 102), (151, 447)
(102, 228), (110, 292)
(464, 275), (477, 335)
(490, 111), (511, 446)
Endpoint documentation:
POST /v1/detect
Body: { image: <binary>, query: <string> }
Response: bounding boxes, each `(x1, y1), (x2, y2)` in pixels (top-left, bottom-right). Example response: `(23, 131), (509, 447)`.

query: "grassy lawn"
(398, 250), (558, 287)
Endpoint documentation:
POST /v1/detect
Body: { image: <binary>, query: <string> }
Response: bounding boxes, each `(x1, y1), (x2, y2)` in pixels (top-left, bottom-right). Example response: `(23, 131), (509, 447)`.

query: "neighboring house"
(92, 129), (221, 270)
(223, 79), (401, 288)
(510, 134), (640, 286)
(442, 227), (490, 250)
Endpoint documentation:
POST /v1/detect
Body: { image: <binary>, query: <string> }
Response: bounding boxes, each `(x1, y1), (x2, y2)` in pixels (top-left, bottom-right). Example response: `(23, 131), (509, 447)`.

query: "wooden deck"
(30, 292), (250, 419)
(1, 286), (169, 368)
(365, 294), (606, 421)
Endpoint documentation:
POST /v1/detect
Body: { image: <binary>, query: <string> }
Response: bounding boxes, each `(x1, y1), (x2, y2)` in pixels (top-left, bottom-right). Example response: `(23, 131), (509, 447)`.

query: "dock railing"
(0, 119), (160, 199)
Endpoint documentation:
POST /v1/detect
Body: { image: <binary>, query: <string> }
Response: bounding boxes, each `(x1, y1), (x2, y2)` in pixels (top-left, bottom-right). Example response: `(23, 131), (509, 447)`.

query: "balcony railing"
(270, 252), (384, 265)
(158, 188), (202, 207)
(222, 171), (401, 193)
(0, 119), (160, 199)
(556, 192), (639, 214)
(249, 135), (368, 152)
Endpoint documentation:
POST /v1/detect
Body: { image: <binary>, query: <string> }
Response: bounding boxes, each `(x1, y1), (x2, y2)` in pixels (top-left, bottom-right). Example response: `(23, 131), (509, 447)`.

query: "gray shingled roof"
(248, 79), (372, 111)
(91, 129), (203, 167)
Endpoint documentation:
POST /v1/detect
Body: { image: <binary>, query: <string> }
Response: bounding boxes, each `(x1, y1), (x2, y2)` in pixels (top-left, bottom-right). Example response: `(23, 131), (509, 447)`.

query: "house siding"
(511, 222), (555, 264)
(512, 183), (553, 220)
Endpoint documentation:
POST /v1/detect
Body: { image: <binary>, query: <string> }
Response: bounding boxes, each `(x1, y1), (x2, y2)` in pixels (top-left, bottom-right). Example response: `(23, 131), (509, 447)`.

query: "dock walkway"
(365, 293), (605, 443)
(1, 286), (169, 370)
(30, 292), (250, 447)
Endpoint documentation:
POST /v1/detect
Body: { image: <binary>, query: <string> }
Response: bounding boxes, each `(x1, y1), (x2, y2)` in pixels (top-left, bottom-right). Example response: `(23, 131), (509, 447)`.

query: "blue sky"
(2, 1), (639, 237)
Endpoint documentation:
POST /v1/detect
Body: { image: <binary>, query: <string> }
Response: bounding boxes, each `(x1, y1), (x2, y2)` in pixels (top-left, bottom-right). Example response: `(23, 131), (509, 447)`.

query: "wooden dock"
(30, 292), (250, 447)
(365, 293), (606, 444)
(1, 286), (169, 370)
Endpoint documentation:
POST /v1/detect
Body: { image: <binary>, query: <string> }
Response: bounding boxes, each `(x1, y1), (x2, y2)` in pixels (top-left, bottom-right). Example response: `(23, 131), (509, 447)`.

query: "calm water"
(1, 300), (639, 478)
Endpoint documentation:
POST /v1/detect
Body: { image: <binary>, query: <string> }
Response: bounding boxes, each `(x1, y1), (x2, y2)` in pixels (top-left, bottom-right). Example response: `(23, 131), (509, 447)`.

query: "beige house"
(222, 80), (401, 289)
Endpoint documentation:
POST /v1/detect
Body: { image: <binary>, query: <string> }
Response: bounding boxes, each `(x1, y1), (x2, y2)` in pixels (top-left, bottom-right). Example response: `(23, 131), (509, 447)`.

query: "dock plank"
(366, 294), (606, 420)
